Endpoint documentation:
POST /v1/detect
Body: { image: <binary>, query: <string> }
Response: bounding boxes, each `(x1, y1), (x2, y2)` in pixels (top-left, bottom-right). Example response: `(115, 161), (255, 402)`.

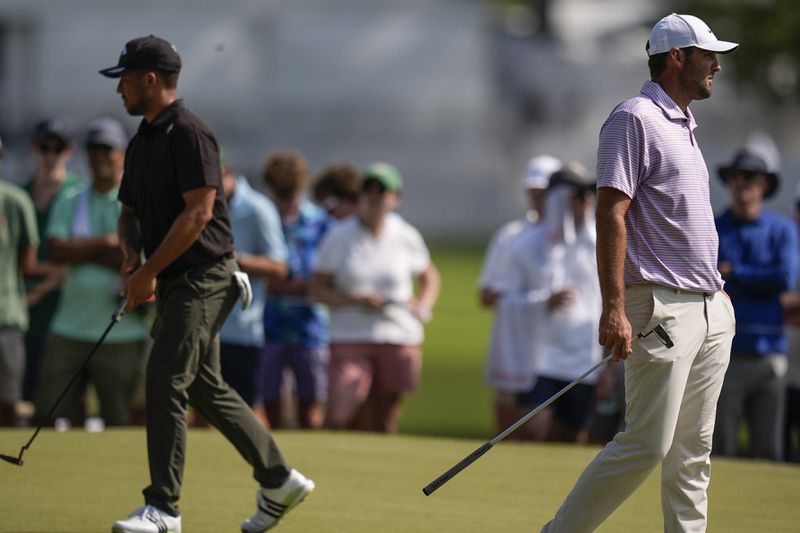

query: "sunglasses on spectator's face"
(87, 144), (114, 154)
(730, 170), (762, 183)
(320, 196), (340, 213)
(362, 180), (387, 194)
(37, 142), (67, 155)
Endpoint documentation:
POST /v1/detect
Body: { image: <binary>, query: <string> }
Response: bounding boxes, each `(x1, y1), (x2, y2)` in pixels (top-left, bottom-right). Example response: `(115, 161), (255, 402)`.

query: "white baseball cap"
(522, 154), (562, 189)
(647, 13), (738, 56)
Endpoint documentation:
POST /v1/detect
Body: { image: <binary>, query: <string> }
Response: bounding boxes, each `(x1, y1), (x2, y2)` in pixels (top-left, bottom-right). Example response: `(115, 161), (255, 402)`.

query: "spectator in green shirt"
(0, 135), (41, 426)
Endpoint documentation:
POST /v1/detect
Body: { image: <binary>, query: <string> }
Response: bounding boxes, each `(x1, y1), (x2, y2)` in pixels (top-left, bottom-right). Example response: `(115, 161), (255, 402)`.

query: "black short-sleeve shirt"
(118, 100), (234, 277)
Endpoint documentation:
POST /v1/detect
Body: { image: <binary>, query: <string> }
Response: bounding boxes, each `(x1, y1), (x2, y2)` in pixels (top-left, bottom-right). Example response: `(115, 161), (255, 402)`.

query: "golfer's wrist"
(136, 261), (160, 280)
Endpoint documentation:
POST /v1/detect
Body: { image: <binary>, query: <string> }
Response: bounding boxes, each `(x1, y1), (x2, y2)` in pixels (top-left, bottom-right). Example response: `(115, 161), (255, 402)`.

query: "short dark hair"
(648, 46), (694, 79)
(262, 150), (309, 200)
(156, 70), (179, 89)
(312, 163), (361, 203)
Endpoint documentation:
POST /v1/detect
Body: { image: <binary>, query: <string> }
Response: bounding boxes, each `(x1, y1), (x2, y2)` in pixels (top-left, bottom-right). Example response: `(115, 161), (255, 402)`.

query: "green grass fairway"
(399, 246), (495, 438)
(1, 429), (798, 532)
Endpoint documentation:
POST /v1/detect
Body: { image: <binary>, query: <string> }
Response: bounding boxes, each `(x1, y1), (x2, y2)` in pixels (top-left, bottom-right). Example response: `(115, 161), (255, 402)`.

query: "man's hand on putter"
(124, 265), (157, 313)
(599, 306), (632, 361)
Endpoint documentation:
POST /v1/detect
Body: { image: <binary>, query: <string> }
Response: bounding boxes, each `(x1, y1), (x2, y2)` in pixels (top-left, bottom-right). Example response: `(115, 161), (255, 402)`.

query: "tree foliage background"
(672, 0), (800, 104)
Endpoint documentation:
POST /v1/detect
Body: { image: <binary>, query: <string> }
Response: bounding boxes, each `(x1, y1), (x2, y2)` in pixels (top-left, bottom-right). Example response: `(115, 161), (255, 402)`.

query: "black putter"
(1, 299), (127, 467)
(422, 323), (674, 495)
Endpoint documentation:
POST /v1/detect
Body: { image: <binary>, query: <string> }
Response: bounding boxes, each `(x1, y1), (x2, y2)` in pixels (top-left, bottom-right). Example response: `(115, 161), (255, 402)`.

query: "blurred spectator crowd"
(480, 139), (800, 464)
(2, 113), (799, 464)
(0, 115), (439, 435)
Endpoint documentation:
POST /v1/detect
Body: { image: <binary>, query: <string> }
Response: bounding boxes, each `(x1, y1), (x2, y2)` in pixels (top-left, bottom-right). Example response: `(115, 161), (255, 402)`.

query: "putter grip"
(113, 298), (128, 322)
(422, 442), (494, 496)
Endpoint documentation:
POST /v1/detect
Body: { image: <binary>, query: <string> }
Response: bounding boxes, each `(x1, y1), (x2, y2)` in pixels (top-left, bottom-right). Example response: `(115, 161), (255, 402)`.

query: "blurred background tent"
(0, 0), (799, 242)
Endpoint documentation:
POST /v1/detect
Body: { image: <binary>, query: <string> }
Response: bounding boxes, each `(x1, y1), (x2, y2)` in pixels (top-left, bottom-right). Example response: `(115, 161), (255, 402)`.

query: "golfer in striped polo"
(541, 14), (738, 532)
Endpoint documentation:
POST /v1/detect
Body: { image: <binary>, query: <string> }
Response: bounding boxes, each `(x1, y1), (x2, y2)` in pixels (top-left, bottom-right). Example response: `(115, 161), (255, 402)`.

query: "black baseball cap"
(99, 35), (182, 78)
(548, 162), (596, 193)
(85, 117), (128, 150)
(31, 116), (74, 144)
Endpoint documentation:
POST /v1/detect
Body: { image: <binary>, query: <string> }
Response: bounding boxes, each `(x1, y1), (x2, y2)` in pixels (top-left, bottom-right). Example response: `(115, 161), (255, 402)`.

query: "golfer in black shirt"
(101, 36), (314, 533)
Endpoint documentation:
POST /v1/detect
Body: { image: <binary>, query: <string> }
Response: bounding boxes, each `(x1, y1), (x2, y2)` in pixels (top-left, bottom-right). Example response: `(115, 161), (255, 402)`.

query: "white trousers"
(542, 284), (735, 533)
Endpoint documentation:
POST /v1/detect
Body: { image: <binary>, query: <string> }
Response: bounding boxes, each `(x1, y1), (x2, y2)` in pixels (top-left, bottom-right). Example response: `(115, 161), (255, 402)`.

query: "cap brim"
(363, 175), (401, 191)
(522, 178), (549, 189)
(697, 40), (739, 54)
(718, 166), (779, 198)
(99, 66), (126, 78)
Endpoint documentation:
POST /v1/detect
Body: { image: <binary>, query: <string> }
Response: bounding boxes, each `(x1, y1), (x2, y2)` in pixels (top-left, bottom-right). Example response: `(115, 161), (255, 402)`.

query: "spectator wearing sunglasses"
(22, 117), (86, 413)
(713, 140), (797, 461)
(35, 117), (149, 427)
(310, 163), (440, 433)
(311, 163), (361, 221)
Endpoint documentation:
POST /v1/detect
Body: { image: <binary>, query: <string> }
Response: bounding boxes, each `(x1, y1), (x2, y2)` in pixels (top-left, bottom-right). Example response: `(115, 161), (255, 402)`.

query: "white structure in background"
(0, 0), (796, 240)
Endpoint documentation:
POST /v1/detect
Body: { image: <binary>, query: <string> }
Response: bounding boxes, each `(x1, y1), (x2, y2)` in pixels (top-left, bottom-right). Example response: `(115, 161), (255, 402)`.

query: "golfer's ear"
(144, 71), (159, 87)
(669, 48), (684, 67)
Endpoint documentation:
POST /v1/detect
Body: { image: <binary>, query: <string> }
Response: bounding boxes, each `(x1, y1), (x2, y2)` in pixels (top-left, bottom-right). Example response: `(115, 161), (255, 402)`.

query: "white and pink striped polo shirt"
(597, 80), (723, 293)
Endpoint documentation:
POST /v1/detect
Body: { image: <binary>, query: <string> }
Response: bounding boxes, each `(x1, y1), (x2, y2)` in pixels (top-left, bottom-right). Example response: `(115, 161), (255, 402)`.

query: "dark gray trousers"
(143, 258), (289, 516)
(713, 352), (786, 461)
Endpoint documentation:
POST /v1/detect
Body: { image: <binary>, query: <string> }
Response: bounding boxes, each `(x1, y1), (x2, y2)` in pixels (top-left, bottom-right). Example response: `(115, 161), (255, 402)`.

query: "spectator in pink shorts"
(310, 163), (440, 433)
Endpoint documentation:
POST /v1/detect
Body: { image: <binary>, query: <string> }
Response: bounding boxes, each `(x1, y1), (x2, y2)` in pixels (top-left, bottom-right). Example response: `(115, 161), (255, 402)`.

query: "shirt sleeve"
(315, 225), (344, 274)
(171, 124), (222, 194)
(404, 223), (430, 275)
(45, 188), (78, 239)
(729, 217), (799, 295)
(596, 110), (646, 199)
(258, 201), (288, 262)
(118, 144), (133, 207)
(17, 190), (40, 250)
(501, 234), (551, 307)
(478, 225), (506, 289)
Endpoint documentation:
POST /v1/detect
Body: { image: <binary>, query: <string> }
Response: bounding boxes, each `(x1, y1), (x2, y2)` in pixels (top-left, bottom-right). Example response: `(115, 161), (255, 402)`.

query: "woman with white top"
(310, 163), (440, 433)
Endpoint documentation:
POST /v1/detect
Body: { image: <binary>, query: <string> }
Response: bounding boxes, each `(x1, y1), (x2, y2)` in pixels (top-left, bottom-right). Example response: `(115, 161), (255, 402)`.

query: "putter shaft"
(422, 353), (613, 496)
(0, 299), (126, 467)
(422, 322), (674, 496)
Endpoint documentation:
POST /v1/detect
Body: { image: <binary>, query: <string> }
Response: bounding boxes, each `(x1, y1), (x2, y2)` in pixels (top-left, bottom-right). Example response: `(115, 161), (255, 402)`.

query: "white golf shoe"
(112, 504), (182, 533)
(241, 469), (315, 532)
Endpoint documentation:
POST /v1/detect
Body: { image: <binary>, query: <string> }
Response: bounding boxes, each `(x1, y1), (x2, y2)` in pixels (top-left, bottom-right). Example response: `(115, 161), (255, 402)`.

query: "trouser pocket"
(625, 285), (677, 363)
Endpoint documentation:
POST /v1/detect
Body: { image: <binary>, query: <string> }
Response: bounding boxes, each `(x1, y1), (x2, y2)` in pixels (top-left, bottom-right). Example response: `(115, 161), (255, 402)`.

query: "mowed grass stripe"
(400, 245), (495, 438)
(1, 429), (798, 532)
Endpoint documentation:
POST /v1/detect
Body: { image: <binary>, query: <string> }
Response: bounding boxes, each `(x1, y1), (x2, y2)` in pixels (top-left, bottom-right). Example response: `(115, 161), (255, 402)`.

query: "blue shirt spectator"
(263, 199), (331, 347)
(716, 208), (797, 355)
(714, 144), (796, 462)
(220, 176), (288, 347)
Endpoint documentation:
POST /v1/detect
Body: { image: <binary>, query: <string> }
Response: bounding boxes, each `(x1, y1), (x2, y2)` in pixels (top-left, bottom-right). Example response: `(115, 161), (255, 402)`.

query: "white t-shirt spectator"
(315, 215), (431, 345)
(503, 187), (603, 384)
(477, 217), (530, 292)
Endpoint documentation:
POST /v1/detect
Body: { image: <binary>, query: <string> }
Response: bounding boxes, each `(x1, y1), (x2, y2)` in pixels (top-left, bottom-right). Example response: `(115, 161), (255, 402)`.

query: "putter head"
(0, 453), (23, 467)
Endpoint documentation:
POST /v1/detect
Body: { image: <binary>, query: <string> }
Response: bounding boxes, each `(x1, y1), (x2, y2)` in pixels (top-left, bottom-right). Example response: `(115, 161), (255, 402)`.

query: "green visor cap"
(363, 162), (403, 191)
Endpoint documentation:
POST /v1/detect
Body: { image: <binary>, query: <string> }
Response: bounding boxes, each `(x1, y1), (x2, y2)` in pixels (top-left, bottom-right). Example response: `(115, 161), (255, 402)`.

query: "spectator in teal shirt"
(35, 117), (148, 426)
